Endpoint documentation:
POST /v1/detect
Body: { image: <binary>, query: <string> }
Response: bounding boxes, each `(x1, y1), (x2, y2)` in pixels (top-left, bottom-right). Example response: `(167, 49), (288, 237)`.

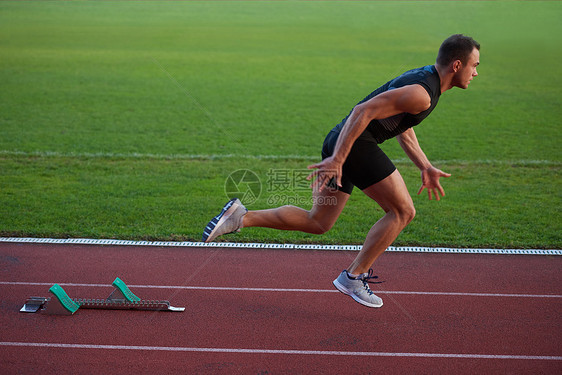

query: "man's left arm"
(396, 128), (451, 200)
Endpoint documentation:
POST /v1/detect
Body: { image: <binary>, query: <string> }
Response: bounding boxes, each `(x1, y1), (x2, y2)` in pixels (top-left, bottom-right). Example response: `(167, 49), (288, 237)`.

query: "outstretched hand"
(306, 156), (342, 192)
(418, 166), (451, 201)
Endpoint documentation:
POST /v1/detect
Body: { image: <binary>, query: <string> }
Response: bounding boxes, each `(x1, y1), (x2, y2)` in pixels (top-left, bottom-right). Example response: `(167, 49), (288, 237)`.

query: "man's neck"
(434, 64), (454, 94)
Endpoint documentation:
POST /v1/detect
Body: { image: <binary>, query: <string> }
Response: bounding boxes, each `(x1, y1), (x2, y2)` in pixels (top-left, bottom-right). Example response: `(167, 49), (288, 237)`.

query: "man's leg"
(332, 169), (413, 308)
(242, 187), (350, 235)
(346, 169), (415, 274)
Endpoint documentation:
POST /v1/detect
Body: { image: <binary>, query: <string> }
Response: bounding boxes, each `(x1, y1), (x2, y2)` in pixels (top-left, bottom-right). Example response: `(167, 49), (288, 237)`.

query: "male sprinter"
(202, 34), (480, 308)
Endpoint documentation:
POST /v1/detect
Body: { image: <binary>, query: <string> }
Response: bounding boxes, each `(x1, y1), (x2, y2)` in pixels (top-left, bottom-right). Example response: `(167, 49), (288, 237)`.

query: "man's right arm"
(332, 85), (430, 163)
(307, 84), (431, 190)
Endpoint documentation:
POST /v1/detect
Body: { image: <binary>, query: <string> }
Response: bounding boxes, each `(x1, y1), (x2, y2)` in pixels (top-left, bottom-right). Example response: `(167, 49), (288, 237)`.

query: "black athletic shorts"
(321, 130), (397, 195)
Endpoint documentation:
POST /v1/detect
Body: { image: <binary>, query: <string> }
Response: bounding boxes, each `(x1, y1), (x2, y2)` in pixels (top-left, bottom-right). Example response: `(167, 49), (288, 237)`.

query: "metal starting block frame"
(20, 277), (185, 315)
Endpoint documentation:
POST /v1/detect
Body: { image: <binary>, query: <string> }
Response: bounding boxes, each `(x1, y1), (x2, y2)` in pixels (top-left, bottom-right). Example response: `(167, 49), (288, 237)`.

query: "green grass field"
(1, 1), (560, 248)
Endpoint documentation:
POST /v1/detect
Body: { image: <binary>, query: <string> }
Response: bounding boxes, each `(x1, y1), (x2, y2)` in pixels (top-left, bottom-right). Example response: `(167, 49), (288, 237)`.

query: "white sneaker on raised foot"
(332, 270), (383, 308)
(202, 198), (247, 243)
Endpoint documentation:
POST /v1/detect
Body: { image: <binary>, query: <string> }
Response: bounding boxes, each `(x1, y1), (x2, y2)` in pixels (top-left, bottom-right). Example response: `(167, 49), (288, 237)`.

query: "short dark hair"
(436, 34), (480, 66)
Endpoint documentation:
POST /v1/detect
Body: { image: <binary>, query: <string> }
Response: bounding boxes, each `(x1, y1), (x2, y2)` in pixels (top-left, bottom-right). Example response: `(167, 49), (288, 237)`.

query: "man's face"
(454, 48), (480, 89)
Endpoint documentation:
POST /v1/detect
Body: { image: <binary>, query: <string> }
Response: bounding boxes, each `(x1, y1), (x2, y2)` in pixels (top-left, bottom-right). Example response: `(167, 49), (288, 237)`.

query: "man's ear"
(452, 59), (462, 73)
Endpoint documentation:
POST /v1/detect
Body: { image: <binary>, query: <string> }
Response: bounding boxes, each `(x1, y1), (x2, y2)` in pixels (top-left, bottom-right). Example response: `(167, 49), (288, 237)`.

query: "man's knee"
(307, 215), (336, 235)
(398, 203), (416, 226)
(309, 219), (334, 235)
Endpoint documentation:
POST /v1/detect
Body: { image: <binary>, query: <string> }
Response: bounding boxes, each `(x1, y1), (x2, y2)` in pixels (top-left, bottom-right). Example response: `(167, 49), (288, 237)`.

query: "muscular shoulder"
(357, 83), (431, 120)
(388, 65), (440, 105)
(389, 84), (431, 115)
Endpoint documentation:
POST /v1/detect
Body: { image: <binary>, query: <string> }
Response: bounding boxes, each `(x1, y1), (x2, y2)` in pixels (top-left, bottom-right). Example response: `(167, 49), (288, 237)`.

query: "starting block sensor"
(20, 277), (185, 315)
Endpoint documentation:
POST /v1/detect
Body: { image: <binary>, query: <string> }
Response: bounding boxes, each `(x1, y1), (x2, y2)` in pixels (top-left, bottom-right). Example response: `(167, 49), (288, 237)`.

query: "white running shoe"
(332, 270), (383, 308)
(202, 198), (247, 242)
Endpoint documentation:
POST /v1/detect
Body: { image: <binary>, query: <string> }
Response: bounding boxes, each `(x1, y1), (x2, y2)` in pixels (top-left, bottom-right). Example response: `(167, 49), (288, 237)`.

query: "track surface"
(1, 242), (561, 374)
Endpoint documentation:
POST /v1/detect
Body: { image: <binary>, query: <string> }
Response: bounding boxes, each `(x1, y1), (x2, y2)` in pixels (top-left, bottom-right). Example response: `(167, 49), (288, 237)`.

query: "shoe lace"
(358, 270), (383, 296)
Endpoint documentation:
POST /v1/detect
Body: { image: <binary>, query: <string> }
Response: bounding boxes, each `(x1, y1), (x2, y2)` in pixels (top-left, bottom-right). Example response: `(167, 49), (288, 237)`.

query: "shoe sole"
(202, 199), (241, 243)
(332, 279), (383, 308)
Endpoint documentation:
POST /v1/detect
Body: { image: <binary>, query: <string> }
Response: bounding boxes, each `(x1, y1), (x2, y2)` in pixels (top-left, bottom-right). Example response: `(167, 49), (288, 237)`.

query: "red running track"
(0, 242), (561, 374)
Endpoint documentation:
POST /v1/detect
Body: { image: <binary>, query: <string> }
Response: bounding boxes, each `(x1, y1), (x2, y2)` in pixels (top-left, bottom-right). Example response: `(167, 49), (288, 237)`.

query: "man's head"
(437, 34), (480, 89)
(437, 34), (480, 66)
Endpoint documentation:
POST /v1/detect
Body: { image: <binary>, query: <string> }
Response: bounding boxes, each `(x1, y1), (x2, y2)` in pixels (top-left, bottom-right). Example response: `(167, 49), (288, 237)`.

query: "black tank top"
(333, 65), (441, 144)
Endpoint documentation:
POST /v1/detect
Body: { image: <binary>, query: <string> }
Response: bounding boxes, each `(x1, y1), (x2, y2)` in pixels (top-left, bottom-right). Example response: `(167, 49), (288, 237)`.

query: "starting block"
(20, 277), (185, 315)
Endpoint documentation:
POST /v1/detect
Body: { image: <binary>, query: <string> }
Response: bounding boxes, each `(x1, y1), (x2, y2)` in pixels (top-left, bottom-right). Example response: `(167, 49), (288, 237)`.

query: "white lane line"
(1, 281), (560, 299)
(1, 237), (560, 255)
(2, 150), (560, 166)
(0, 342), (560, 361)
